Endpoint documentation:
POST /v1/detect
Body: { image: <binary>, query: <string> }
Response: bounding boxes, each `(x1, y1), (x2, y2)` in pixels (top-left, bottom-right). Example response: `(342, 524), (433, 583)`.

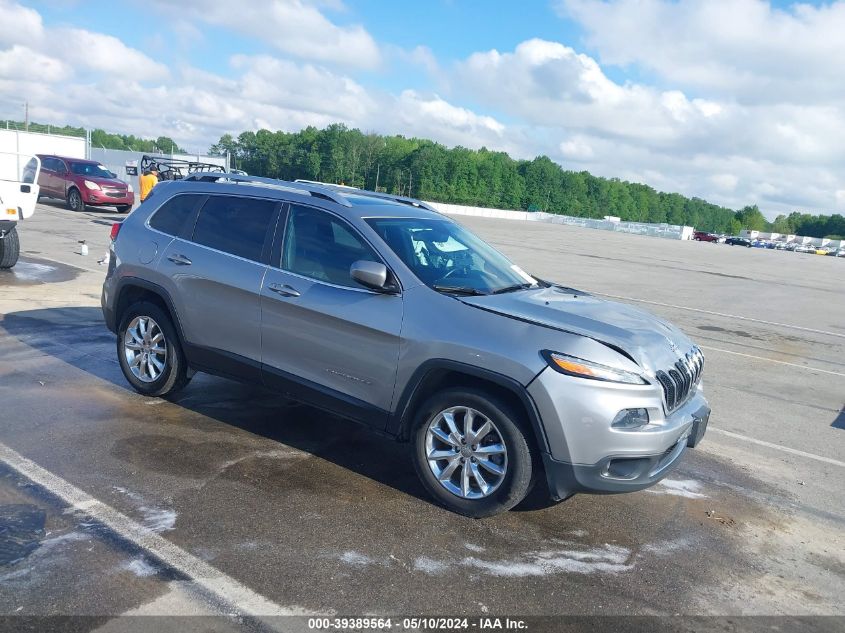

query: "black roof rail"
(301, 181), (439, 212)
(182, 172), (353, 207)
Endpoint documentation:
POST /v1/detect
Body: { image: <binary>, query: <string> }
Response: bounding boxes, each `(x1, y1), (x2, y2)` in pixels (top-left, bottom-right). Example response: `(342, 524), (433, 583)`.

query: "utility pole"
(374, 164), (380, 192)
(24, 101), (29, 132)
(408, 170), (412, 197)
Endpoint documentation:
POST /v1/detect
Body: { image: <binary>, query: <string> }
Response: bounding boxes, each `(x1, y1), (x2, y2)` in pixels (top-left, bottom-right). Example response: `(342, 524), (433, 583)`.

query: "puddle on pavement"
(0, 257), (80, 287)
(0, 504), (46, 566)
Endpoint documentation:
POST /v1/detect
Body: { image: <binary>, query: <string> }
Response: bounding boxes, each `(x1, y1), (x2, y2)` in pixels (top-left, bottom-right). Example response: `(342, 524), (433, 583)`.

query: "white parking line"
(596, 293), (845, 340)
(700, 345), (845, 377)
(709, 427), (845, 468)
(0, 442), (319, 620)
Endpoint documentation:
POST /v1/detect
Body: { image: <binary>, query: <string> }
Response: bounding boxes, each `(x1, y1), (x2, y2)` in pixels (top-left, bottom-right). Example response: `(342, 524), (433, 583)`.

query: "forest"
(210, 124), (844, 239)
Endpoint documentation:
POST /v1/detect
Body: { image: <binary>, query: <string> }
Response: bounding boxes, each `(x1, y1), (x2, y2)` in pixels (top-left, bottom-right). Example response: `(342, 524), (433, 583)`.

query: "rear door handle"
(267, 283), (300, 297)
(167, 253), (192, 266)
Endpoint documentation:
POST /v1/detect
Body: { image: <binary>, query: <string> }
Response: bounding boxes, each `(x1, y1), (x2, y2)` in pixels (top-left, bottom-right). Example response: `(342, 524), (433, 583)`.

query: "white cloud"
(0, 44), (67, 81)
(57, 29), (168, 81)
(0, 0), (44, 46)
(710, 174), (739, 192)
(0, 0), (166, 83)
(395, 90), (505, 140)
(453, 38), (728, 145)
(445, 35), (845, 216)
(558, 0), (845, 104)
(1, 0), (843, 217)
(162, 0), (381, 70)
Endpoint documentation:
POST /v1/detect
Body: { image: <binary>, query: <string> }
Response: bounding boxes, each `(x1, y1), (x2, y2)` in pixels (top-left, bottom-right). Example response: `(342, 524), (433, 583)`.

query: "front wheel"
(67, 188), (83, 212)
(411, 388), (536, 518)
(117, 301), (190, 397)
(0, 227), (20, 269)
(116, 205), (131, 214)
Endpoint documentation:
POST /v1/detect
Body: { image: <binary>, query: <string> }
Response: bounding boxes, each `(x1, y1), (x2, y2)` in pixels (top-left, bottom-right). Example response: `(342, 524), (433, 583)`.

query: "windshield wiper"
(491, 283), (536, 294)
(433, 284), (489, 296)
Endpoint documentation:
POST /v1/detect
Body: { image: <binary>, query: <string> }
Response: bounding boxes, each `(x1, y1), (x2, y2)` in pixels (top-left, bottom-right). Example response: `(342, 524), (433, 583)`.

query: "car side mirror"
(350, 260), (396, 293)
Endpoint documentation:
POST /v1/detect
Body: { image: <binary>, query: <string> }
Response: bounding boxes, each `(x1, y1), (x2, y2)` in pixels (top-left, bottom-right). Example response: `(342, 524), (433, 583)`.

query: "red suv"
(693, 230), (719, 242)
(36, 155), (134, 213)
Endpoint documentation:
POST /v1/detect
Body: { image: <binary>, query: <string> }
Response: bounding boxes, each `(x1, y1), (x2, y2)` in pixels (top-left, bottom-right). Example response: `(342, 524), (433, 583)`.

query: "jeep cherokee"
(101, 174), (710, 517)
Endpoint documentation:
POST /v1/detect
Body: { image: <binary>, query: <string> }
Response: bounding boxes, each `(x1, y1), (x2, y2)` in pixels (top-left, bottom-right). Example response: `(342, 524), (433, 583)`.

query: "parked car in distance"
(794, 244), (816, 253)
(101, 174), (710, 517)
(693, 230), (719, 242)
(36, 155), (134, 213)
(834, 248), (845, 257)
(725, 237), (752, 247)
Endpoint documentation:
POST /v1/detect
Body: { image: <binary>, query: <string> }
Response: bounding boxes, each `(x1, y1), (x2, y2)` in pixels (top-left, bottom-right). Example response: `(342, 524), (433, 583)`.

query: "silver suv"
(101, 174), (710, 517)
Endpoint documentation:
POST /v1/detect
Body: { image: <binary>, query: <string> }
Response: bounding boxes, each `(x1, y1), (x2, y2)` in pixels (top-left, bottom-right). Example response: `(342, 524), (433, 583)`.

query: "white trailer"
(0, 152), (41, 268)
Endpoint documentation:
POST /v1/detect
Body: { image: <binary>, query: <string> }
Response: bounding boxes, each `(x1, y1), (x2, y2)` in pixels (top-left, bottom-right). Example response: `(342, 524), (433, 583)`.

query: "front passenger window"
(282, 205), (381, 288)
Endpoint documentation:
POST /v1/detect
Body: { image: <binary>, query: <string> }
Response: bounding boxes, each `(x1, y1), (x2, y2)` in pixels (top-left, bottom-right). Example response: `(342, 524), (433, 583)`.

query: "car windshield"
(70, 162), (114, 178)
(365, 216), (539, 295)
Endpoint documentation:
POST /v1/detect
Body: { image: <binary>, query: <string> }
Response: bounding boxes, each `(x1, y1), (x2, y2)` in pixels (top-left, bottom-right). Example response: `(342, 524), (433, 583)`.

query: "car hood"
(460, 285), (696, 373)
(79, 175), (127, 188)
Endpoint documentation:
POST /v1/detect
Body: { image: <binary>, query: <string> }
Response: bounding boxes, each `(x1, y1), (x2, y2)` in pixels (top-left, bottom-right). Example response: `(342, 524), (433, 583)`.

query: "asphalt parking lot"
(0, 201), (843, 629)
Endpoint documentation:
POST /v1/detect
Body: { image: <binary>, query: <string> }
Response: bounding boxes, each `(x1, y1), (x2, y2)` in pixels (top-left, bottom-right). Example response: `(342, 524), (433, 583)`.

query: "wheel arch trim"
(388, 359), (551, 454)
(111, 277), (188, 349)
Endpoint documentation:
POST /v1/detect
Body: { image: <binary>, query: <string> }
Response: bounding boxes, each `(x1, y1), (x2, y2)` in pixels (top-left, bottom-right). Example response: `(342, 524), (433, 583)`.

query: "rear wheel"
(67, 188), (83, 212)
(117, 301), (190, 397)
(411, 388), (535, 518)
(0, 227), (20, 269)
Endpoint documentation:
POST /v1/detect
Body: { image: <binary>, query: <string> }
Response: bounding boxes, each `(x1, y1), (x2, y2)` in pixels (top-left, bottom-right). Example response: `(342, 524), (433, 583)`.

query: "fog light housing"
(612, 408), (649, 429)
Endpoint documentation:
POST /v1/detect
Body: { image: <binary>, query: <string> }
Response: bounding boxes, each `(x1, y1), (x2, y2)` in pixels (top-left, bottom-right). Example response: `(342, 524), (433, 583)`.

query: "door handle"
(267, 283), (300, 297)
(167, 253), (192, 266)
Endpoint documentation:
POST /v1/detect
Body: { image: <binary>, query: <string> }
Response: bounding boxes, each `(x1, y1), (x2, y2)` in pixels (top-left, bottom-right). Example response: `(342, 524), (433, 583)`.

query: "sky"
(1, 1), (844, 218)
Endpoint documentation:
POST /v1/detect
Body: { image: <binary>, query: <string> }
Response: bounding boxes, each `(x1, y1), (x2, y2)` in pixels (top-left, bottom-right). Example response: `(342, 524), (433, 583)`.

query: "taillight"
(110, 222), (121, 241)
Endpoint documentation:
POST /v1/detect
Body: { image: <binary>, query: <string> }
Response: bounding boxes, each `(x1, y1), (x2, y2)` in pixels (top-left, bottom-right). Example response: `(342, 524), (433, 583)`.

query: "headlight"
(83, 180), (101, 190)
(543, 351), (647, 384)
(127, 183), (133, 193)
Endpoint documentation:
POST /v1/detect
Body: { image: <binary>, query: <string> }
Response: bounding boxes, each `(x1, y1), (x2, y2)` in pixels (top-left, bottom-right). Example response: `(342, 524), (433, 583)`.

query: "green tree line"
(2, 119), (185, 154)
(210, 123), (844, 239)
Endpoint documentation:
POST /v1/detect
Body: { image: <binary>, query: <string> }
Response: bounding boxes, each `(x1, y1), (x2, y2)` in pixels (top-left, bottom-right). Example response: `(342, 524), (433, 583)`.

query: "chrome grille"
(656, 347), (704, 412)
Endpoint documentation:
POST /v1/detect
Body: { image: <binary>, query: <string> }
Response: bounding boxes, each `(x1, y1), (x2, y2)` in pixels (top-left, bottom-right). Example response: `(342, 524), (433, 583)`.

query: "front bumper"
(527, 366), (710, 499)
(542, 401), (709, 500)
(83, 190), (134, 207)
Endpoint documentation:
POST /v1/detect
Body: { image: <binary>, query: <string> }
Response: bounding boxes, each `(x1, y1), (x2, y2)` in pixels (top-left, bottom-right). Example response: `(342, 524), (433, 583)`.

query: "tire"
(0, 227), (20, 269)
(116, 205), (131, 214)
(67, 188), (83, 212)
(117, 301), (190, 397)
(411, 387), (536, 518)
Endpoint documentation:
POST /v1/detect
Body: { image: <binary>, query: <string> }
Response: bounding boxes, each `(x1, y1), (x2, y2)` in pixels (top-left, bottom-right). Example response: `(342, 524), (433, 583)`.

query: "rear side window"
(192, 195), (277, 262)
(149, 195), (202, 237)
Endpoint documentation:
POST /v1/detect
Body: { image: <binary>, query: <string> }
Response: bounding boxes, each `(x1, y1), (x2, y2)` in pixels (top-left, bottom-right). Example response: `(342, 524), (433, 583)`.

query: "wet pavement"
(0, 203), (842, 627)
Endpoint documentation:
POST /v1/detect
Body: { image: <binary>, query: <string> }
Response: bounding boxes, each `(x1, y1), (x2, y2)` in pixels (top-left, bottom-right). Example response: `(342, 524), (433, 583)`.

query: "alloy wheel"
(424, 406), (508, 499)
(123, 316), (167, 383)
